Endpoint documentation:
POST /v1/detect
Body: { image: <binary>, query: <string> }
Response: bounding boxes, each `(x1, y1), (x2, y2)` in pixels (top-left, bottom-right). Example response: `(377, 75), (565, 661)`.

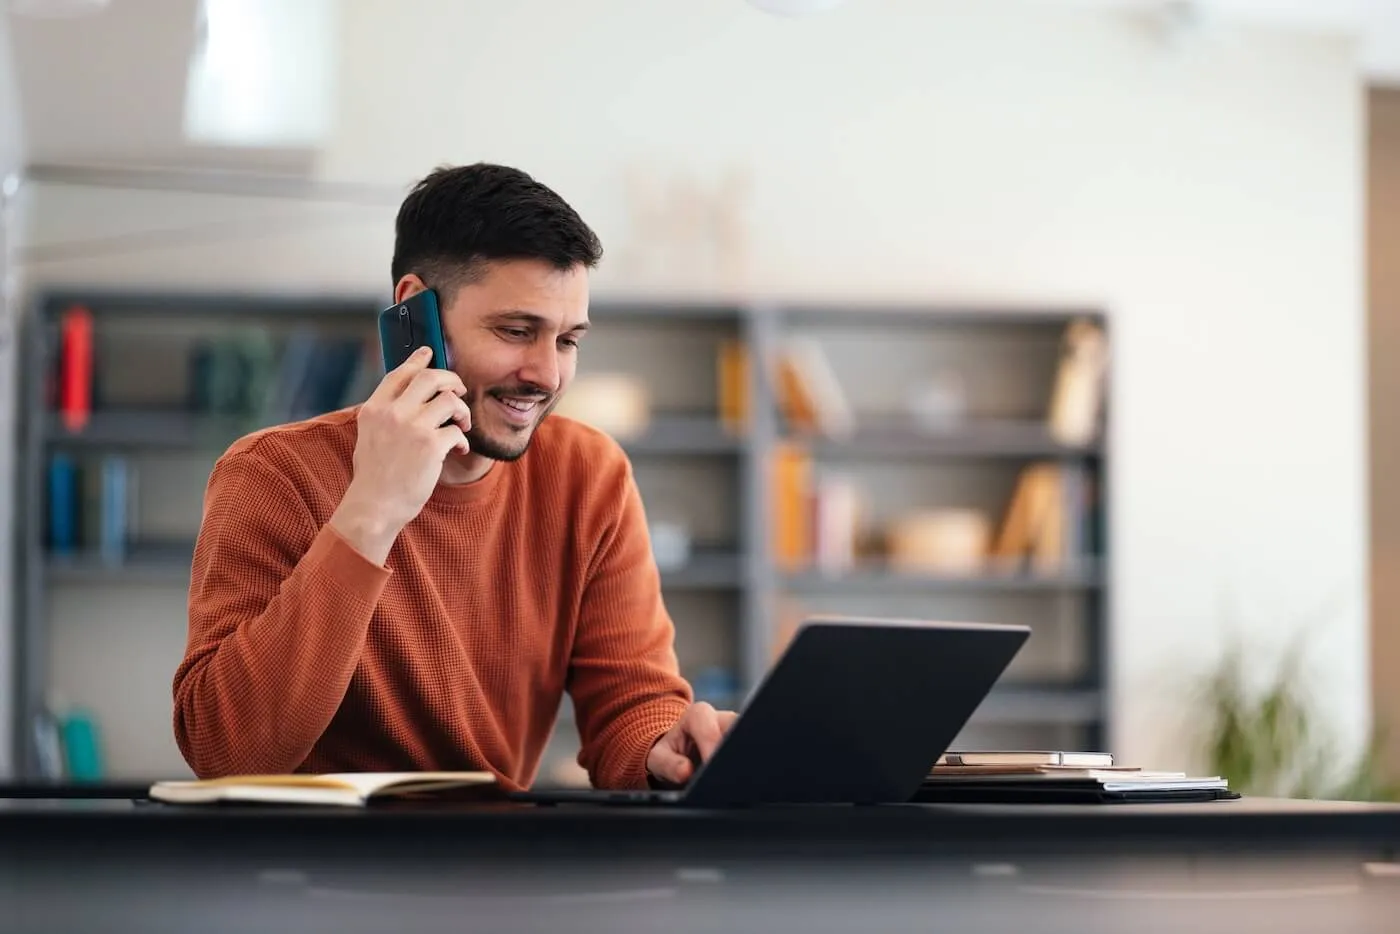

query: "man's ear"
(393, 274), (428, 304)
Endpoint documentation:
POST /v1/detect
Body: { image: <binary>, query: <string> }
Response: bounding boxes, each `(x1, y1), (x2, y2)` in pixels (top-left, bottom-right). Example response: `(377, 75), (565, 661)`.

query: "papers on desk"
(918, 757), (1237, 804)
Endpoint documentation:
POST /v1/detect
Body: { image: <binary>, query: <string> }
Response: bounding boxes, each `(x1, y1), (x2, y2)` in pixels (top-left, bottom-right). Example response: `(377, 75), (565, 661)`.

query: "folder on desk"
(916, 763), (1238, 804)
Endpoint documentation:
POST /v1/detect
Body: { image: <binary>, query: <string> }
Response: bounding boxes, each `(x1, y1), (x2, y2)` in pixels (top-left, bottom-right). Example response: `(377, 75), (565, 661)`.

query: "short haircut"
(391, 162), (603, 299)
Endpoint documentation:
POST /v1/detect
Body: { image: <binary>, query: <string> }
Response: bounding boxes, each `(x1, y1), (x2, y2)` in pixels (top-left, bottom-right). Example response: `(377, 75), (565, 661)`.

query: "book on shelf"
(771, 440), (814, 572)
(770, 337), (853, 438)
(56, 304), (93, 432)
(811, 470), (861, 573)
(769, 454), (1098, 578)
(48, 314), (379, 431)
(717, 337), (750, 432)
(991, 460), (1099, 574)
(1047, 317), (1108, 447)
(148, 771), (499, 807)
(47, 452), (137, 561)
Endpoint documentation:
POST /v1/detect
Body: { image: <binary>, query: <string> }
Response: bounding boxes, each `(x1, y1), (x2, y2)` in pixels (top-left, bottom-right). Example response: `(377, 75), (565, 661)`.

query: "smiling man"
(172, 163), (734, 791)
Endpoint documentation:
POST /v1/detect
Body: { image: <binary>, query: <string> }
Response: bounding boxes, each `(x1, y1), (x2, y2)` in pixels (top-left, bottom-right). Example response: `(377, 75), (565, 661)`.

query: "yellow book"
(148, 771), (496, 807)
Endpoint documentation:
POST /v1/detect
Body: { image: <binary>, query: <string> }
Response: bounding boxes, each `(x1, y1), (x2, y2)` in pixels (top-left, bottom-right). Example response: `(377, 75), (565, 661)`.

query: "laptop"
(512, 615), (1029, 808)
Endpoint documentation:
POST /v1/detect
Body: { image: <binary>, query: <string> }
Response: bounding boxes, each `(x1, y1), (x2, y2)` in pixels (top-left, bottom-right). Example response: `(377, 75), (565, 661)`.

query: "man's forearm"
(576, 691), (691, 789)
(172, 523), (392, 777)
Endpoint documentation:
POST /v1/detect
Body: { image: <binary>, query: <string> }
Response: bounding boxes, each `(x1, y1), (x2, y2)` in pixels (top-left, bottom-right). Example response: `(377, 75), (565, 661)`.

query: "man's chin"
(465, 428), (535, 462)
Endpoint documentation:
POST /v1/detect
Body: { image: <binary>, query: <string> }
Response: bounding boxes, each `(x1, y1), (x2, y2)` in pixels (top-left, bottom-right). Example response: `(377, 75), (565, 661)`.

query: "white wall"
(16, 0), (1368, 775)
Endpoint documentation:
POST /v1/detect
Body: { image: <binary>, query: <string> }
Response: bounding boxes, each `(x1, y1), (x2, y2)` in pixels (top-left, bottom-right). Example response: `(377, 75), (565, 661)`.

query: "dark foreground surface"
(6, 790), (1400, 934)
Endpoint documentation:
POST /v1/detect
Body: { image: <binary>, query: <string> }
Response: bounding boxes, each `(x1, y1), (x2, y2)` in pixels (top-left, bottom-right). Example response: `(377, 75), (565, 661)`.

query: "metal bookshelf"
(12, 289), (1111, 780)
(763, 302), (1112, 755)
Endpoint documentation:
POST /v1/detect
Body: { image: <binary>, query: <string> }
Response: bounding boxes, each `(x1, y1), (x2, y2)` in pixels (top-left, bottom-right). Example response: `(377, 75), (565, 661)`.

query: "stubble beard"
(465, 393), (561, 461)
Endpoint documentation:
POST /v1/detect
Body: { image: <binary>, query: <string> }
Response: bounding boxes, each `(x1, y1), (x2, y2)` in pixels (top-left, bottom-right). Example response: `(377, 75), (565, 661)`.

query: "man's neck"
(440, 451), (494, 486)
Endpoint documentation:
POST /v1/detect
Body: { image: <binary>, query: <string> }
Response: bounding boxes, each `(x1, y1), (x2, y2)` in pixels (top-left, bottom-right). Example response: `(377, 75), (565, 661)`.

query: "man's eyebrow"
(489, 310), (590, 331)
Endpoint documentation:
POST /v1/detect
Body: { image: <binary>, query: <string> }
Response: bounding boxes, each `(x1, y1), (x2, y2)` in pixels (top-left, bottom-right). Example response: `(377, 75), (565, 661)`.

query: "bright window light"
(182, 0), (337, 148)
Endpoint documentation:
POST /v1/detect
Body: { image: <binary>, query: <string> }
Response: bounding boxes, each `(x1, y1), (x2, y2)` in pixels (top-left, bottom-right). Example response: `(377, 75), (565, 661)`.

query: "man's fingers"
(687, 703), (725, 762)
(647, 742), (693, 785)
(398, 366), (468, 407)
(371, 345), (434, 401)
(435, 423), (470, 458)
(649, 704), (739, 787)
(422, 390), (471, 432)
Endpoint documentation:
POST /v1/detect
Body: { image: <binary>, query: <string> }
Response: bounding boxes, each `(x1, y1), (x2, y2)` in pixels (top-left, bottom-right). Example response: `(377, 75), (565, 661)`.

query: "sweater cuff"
(305, 522), (394, 605)
(613, 696), (691, 790)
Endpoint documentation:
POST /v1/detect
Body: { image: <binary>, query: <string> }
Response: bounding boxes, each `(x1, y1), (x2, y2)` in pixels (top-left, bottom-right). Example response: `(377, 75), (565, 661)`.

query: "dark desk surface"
(8, 792), (1400, 934)
(5, 790), (1400, 860)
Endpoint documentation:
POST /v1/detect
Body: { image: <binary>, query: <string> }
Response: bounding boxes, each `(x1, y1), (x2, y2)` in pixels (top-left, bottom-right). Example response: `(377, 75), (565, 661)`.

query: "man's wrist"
(328, 489), (401, 566)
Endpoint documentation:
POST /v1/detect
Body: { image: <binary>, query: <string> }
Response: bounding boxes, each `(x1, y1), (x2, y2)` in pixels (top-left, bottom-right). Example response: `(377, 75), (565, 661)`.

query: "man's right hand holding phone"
(329, 345), (472, 565)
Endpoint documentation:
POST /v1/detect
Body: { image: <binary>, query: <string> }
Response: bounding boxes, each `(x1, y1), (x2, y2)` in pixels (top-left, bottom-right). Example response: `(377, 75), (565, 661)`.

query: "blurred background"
(0, 0), (1393, 798)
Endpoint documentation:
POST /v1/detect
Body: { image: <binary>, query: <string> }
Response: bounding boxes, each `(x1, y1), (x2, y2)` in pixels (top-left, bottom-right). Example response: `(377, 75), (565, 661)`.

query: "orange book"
(771, 441), (812, 571)
(717, 339), (750, 432)
(993, 463), (1060, 566)
(774, 354), (819, 433)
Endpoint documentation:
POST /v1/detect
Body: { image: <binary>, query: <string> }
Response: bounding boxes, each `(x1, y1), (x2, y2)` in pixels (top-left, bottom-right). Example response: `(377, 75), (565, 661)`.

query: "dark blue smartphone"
(377, 289), (450, 374)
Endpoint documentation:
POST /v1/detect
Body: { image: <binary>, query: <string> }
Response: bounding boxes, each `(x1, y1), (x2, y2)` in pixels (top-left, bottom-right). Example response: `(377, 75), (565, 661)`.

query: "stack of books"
(916, 751), (1238, 804)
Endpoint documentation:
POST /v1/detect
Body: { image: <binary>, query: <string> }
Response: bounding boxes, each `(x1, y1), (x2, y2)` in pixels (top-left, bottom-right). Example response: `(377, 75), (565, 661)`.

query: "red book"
(59, 305), (93, 432)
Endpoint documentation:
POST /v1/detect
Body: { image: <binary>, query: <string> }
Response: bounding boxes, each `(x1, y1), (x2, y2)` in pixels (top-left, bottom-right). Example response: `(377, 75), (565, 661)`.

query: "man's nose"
(519, 341), (561, 394)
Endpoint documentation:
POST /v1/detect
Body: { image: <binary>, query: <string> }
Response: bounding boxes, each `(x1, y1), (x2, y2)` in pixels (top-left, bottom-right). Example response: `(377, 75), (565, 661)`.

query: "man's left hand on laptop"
(646, 702), (737, 785)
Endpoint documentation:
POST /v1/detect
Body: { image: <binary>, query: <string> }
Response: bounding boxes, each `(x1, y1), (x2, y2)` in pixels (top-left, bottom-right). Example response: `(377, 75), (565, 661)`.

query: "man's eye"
(560, 337), (579, 349)
(501, 328), (530, 339)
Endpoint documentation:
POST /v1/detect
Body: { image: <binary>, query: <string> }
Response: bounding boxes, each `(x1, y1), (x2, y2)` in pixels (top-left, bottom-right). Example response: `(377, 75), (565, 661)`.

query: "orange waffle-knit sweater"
(172, 406), (693, 791)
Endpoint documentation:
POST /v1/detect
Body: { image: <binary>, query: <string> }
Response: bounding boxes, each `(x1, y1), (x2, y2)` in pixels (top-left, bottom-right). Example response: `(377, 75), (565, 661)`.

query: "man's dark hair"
(391, 162), (603, 297)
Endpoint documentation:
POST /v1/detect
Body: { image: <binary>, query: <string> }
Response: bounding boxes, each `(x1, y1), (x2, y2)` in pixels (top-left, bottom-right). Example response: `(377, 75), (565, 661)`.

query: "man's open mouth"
(491, 393), (548, 426)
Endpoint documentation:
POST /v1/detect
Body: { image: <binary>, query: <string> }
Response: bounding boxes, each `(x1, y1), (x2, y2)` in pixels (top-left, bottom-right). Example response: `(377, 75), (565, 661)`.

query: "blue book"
(47, 453), (77, 555)
(99, 456), (128, 564)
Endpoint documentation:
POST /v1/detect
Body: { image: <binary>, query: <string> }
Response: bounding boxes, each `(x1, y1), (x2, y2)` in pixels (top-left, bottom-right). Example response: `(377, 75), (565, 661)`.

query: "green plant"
(1196, 637), (1400, 801)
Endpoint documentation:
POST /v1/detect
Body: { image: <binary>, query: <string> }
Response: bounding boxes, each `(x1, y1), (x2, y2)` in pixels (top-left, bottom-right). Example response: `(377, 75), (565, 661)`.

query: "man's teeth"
(500, 397), (539, 412)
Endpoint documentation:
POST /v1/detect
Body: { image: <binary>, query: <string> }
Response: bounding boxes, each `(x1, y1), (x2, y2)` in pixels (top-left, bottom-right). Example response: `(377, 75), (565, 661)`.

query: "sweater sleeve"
(172, 445), (393, 778)
(568, 457), (693, 789)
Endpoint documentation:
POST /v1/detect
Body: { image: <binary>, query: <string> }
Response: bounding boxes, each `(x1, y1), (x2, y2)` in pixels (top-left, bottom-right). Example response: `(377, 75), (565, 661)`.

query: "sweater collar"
(427, 459), (504, 505)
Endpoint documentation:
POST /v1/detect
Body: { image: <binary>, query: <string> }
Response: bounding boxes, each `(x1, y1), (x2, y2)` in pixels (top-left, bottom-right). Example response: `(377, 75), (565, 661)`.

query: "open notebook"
(148, 772), (497, 807)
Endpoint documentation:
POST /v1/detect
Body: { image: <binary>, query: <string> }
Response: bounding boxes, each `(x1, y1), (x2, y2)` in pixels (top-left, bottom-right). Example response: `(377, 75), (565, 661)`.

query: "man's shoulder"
(217, 406), (359, 477)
